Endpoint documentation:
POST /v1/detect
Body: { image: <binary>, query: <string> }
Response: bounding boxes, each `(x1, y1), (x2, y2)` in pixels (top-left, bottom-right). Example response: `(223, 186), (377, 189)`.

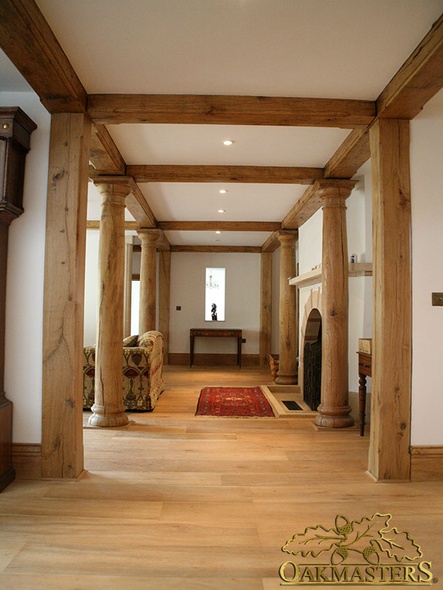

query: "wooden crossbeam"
(0, 0), (87, 113)
(158, 221), (280, 232)
(88, 94), (375, 128)
(170, 245), (262, 253)
(377, 13), (443, 119)
(127, 165), (323, 184)
(90, 125), (126, 175)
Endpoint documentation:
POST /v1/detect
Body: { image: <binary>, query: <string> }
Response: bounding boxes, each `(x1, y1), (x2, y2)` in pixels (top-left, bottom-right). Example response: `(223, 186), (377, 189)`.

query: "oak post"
(275, 231), (297, 384)
(138, 230), (159, 333)
(368, 119), (412, 481)
(315, 180), (356, 429)
(123, 236), (134, 337)
(260, 251), (272, 367)
(88, 178), (131, 428)
(42, 113), (90, 478)
(158, 249), (171, 363)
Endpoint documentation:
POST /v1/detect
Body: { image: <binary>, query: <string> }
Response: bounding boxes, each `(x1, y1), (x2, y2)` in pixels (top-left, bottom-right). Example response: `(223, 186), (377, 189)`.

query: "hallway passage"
(0, 366), (442, 589)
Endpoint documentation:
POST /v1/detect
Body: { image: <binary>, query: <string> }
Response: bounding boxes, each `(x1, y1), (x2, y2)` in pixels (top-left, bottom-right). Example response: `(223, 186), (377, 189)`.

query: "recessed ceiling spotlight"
(222, 139), (234, 146)
(215, 230), (221, 234)
(218, 209), (225, 213)
(219, 189), (228, 194)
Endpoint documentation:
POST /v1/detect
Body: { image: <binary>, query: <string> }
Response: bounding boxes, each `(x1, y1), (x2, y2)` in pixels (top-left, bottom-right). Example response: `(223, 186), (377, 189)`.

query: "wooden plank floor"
(1, 365), (442, 589)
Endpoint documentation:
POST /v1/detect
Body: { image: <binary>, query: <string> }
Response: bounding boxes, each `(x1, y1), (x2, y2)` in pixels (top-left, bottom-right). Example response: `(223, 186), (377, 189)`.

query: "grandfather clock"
(0, 107), (36, 492)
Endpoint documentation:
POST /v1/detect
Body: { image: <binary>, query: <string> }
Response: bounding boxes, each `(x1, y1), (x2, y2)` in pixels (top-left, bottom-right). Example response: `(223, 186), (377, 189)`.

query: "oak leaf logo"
(282, 513), (423, 565)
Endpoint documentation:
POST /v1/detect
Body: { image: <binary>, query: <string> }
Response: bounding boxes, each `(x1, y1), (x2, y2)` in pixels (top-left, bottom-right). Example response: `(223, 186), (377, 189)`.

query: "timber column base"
(88, 404), (129, 428)
(275, 372), (297, 385)
(315, 403), (354, 429)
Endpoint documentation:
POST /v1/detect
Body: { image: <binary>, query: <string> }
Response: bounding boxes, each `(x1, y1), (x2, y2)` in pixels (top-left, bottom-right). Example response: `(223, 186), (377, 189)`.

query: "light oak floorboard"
(0, 366), (442, 589)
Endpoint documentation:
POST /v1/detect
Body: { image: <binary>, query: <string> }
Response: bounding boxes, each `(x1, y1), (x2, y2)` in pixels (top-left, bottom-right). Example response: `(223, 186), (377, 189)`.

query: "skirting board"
(410, 446), (443, 482)
(168, 353), (260, 367)
(12, 443), (42, 480)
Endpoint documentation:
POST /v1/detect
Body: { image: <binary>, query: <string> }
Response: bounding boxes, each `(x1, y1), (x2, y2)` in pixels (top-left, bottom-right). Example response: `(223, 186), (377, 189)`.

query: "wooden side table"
(357, 351), (372, 436)
(190, 328), (242, 367)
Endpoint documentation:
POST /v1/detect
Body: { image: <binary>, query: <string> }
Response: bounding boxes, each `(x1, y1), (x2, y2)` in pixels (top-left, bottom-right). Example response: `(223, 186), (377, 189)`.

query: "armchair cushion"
(123, 334), (139, 347)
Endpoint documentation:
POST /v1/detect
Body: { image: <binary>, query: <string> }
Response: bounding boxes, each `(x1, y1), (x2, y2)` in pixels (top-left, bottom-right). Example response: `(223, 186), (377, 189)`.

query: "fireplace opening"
(303, 308), (322, 411)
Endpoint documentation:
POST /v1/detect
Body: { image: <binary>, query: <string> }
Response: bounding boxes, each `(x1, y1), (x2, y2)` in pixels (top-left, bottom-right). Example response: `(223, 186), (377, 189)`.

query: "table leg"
(358, 373), (367, 436)
(190, 335), (194, 367)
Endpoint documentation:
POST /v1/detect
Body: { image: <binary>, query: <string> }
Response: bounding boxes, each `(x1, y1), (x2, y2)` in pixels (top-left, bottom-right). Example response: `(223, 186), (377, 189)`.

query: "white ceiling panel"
(140, 183), (306, 222)
(36, 0), (443, 99)
(108, 124), (351, 167)
(164, 230), (272, 248)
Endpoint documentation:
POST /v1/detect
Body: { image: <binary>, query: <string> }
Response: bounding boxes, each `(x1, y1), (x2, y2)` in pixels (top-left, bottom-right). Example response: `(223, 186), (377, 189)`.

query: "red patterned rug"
(195, 386), (275, 417)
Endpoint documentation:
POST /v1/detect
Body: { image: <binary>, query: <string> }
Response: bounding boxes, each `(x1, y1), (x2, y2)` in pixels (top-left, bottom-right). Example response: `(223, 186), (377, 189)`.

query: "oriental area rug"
(195, 386), (275, 417)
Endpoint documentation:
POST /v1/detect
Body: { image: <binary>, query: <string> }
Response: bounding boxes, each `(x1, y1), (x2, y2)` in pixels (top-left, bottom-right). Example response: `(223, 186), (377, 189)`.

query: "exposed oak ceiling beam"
(158, 221), (281, 232)
(127, 165), (323, 184)
(87, 94), (375, 128)
(377, 13), (443, 120)
(0, 0), (87, 113)
(90, 125), (126, 175)
(171, 245), (261, 253)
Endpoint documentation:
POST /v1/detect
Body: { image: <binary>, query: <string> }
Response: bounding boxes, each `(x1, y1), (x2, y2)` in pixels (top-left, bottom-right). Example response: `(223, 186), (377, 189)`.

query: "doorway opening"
(303, 309), (322, 410)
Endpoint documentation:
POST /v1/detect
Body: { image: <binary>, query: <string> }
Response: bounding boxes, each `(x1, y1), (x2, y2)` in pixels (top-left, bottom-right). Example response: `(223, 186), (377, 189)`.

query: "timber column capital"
(92, 175), (134, 203)
(138, 228), (161, 245)
(314, 179), (357, 201)
(277, 229), (298, 245)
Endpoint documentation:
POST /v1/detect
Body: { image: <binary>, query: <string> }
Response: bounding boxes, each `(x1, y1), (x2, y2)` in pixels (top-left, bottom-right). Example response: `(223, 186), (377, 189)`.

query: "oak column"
(368, 119), (412, 481)
(42, 113), (90, 478)
(315, 180), (356, 429)
(276, 231), (297, 384)
(123, 236), (134, 337)
(158, 249), (171, 363)
(260, 251), (272, 367)
(88, 178), (131, 428)
(138, 230), (159, 333)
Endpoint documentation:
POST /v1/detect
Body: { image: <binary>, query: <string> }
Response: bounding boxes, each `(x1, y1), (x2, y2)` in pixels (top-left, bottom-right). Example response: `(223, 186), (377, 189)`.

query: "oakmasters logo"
(279, 513), (437, 586)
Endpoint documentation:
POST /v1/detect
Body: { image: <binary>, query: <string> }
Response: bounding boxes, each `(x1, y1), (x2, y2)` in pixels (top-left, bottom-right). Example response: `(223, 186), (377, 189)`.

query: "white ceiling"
(2, 0), (443, 247)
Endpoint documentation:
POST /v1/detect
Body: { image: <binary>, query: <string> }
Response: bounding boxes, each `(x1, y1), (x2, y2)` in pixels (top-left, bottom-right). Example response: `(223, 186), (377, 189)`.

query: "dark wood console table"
(357, 351), (372, 436)
(190, 328), (242, 367)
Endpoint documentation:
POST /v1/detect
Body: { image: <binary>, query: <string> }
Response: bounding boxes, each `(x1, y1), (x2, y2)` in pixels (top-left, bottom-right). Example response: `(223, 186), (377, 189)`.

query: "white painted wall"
(410, 89), (443, 446)
(84, 229), (99, 346)
(1, 92), (50, 444)
(169, 252), (260, 355)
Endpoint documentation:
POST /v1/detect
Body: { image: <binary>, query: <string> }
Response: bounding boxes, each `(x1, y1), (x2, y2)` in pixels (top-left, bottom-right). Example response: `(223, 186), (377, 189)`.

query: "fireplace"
(299, 289), (322, 411)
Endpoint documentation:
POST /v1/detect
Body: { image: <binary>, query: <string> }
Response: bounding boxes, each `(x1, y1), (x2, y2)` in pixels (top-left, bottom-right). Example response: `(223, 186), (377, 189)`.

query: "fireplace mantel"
(289, 263), (372, 289)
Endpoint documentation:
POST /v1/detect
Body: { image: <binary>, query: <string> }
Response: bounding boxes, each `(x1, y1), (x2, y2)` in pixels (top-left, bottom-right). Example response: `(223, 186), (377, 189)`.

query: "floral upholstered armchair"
(83, 331), (165, 411)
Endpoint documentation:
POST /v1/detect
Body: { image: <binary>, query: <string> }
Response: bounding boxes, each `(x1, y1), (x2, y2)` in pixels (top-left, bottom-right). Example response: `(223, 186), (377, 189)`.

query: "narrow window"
(205, 268), (225, 321)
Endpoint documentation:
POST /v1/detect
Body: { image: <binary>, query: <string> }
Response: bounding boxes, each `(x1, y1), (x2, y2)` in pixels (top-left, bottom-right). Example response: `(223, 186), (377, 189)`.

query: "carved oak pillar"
(315, 180), (356, 429)
(138, 229), (159, 334)
(123, 236), (134, 337)
(276, 231), (298, 385)
(88, 178), (132, 428)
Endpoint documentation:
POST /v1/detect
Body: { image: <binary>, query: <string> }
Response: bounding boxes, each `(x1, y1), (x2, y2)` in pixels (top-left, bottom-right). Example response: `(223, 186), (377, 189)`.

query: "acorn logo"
(279, 513), (436, 586)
